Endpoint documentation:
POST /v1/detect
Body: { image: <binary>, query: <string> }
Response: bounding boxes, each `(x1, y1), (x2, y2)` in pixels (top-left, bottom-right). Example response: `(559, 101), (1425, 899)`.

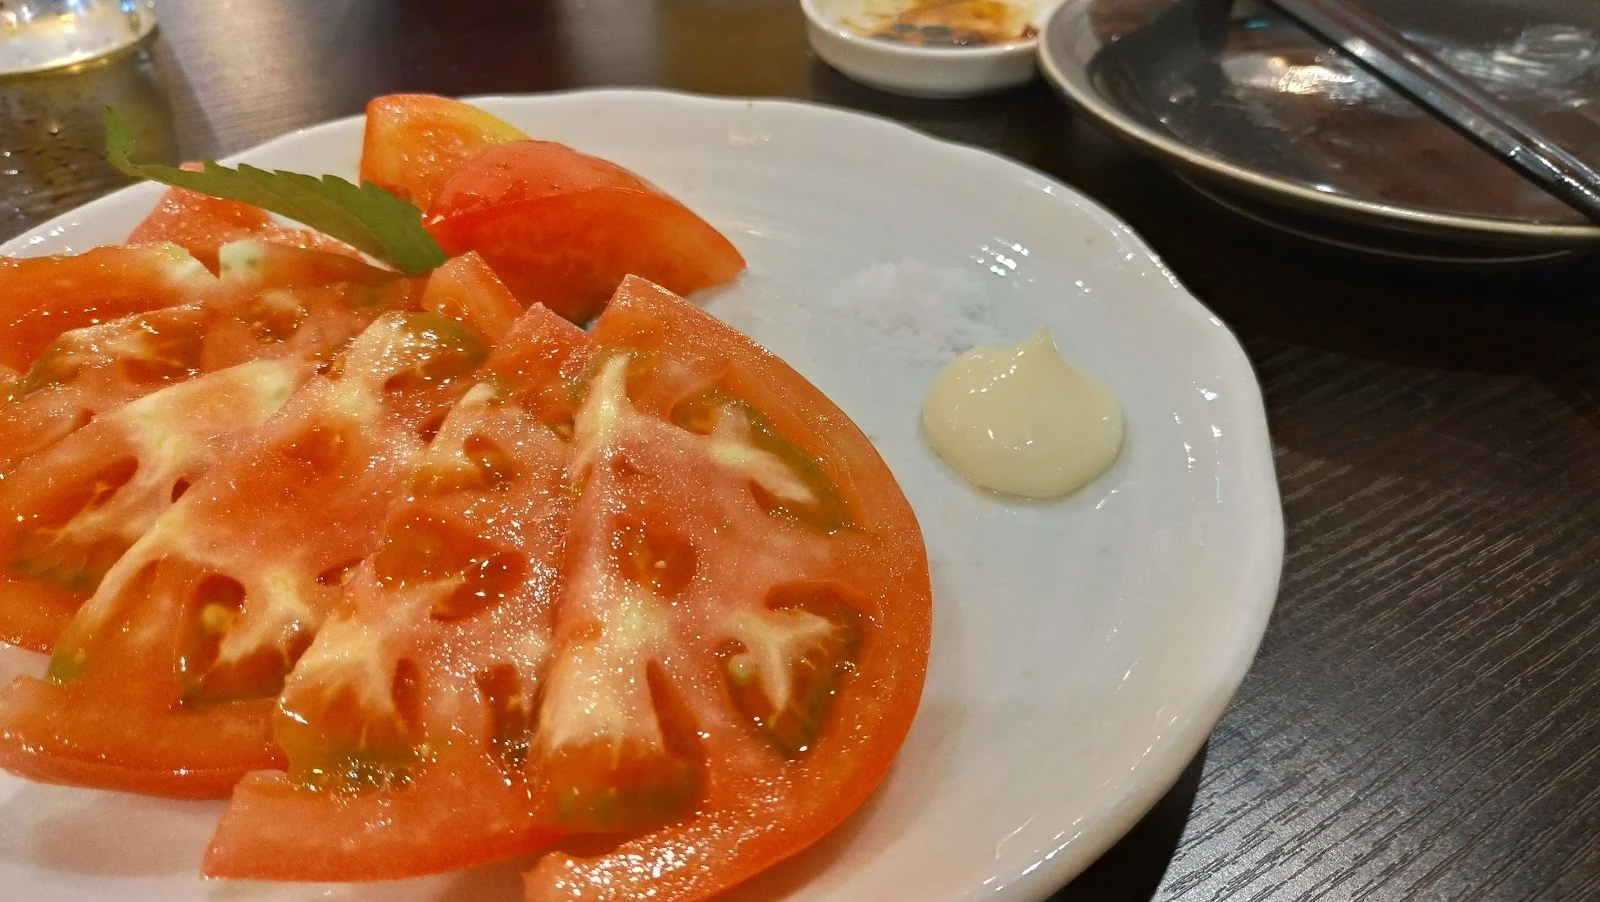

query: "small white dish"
(0, 89), (1282, 901)
(803, 0), (1046, 98)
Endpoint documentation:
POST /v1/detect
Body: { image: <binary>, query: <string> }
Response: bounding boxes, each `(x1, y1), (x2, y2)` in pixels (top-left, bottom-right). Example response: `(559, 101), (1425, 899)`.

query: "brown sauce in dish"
(851, 0), (1037, 48)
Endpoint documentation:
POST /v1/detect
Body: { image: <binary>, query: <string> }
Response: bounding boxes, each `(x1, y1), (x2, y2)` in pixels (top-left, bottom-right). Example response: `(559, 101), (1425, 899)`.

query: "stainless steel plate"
(1038, 0), (1600, 253)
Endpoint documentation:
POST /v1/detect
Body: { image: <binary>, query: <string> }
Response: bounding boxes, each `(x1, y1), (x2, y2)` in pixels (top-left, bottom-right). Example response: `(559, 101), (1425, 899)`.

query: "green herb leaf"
(104, 107), (448, 275)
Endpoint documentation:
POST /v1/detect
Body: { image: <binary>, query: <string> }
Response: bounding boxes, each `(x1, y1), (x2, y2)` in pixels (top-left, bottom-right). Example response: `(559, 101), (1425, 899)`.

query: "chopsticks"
(1264, 0), (1600, 224)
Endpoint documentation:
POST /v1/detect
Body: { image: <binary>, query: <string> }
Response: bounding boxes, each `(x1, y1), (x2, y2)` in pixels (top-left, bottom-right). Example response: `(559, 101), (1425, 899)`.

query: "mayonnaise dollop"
(922, 328), (1122, 498)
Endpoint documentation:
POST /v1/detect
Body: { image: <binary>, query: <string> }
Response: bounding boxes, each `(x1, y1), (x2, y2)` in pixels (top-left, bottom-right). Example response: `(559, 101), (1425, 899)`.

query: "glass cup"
(0, 0), (156, 76)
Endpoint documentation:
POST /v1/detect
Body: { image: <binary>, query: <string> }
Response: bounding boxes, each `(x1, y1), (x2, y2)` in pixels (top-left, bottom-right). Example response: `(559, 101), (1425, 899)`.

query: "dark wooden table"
(3, 1), (1597, 899)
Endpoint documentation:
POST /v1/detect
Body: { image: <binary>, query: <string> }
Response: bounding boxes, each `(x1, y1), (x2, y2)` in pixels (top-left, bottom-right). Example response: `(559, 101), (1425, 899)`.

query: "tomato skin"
(425, 141), (746, 323)
(428, 190), (746, 324)
(206, 765), (565, 881)
(516, 278), (930, 902)
(0, 243), (212, 372)
(0, 677), (278, 799)
(425, 140), (652, 217)
(360, 94), (528, 210)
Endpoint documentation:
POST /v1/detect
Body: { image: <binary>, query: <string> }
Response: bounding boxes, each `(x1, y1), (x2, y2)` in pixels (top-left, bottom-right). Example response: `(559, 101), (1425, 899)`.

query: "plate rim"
(0, 87), (1284, 901)
(1037, 0), (1600, 249)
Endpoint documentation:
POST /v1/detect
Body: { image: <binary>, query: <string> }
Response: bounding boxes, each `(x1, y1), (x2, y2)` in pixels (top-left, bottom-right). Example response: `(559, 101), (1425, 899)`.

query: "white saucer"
(802, 0), (1049, 97)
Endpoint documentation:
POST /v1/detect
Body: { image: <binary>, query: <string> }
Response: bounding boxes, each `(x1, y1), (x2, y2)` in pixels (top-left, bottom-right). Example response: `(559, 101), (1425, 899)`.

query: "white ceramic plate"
(0, 90), (1282, 902)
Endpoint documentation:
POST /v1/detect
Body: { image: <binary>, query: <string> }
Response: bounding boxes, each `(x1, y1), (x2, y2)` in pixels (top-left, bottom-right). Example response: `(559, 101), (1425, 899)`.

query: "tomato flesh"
(426, 141), (746, 323)
(0, 361), (308, 652)
(202, 278), (928, 894)
(205, 302), (587, 881)
(128, 164), (361, 270)
(516, 278), (929, 901)
(0, 307), (492, 797)
(418, 250), (526, 336)
(360, 94), (528, 210)
(0, 243), (213, 372)
(0, 242), (415, 652)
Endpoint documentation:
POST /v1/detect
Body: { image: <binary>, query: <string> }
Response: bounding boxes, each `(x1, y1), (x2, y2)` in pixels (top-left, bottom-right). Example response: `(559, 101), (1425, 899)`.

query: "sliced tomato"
(360, 94), (528, 210)
(426, 141), (746, 323)
(209, 238), (397, 296)
(128, 183), (273, 271)
(129, 189), (362, 271)
(205, 302), (588, 881)
(0, 306), (492, 798)
(417, 250), (526, 339)
(0, 241), (410, 482)
(0, 359), (310, 652)
(506, 278), (925, 900)
(0, 303), (210, 477)
(129, 159), (362, 271)
(203, 278), (928, 892)
(0, 243), (214, 372)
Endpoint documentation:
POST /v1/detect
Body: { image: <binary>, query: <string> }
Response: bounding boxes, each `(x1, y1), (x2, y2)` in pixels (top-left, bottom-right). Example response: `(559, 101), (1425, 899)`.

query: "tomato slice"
(128, 182), (273, 271)
(0, 243), (213, 372)
(129, 159), (362, 271)
(0, 359), (309, 652)
(0, 302), (215, 478)
(0, 242), (418, 653)
(0, 303), (492, 798)
(426, 141), (746, 323)
(203, 277), (927, 892)
(509, 278), (927, 900)
(360, 94), (528, 210)
(204, 302), (588, 881)
(417, 250), (526, 338)
(0, 240), (406, 477)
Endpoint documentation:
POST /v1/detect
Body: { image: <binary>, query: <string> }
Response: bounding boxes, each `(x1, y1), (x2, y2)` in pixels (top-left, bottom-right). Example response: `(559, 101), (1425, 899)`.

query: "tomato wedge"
(426, 141), (746, 323)
(0, 243), (213, 372)
(0, 285), (493, 797)
(509, 278), (929, 901)
(205, 301), (588, 881)
(360, 94), (528, 210)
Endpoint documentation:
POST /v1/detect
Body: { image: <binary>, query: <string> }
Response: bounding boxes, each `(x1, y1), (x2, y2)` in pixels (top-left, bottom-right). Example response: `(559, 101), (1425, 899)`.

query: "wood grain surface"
(1, 1), (1596, 899)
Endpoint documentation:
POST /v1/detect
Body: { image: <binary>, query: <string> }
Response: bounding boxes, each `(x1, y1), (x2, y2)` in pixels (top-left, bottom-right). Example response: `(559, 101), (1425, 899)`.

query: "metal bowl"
(1038, 0), (1600, 258)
